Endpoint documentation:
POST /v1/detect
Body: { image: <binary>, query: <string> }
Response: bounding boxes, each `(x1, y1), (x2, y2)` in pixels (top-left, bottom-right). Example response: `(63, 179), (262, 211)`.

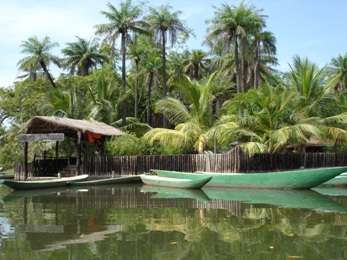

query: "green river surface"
(0, 183), (347, 260)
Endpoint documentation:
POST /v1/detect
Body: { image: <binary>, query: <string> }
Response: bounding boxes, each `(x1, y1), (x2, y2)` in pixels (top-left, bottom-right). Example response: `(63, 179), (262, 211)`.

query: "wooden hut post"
(24, 142), (28, 180)
(76, 131), (82, 175)
(55, 141), (59, 158)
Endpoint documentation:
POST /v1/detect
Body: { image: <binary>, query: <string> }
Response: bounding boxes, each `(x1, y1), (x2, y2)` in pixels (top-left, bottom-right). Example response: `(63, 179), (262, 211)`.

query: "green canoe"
(140, 174), (212, 189)
(0, 175), (14, 180)
(319, 173), (347, 187)
(203, 188), (347, 213)
(69, 175), (141, 186)
(154, 167), (347, 189)
(3, 174), (89, 190)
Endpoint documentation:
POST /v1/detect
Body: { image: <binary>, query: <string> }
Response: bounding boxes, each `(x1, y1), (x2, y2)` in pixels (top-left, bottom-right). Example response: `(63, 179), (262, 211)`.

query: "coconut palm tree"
(62, 37), (108, 76)
(252, 30), (277, 87)
(18, 36), (60, 88)
(144, 74), (216, 153)
(327, 53), (347, 92)
(288, 56), (326, 111)
(147, 5), (190, 99)
(183, 50), (210, 80)
(211, 85), (322, 154)
(96, 0), (147, 92)
(88, 75), (120, 124)
(43, 86), (84, 119)
(207, 3), (265, 92)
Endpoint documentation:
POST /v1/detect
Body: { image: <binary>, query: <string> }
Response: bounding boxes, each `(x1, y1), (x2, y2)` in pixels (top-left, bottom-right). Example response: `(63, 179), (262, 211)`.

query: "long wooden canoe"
(0, 175), (14, 180)
(153, 167), (347, 189)
(319, 173), (347, 187)
(69, 175), (141, 186)
(140, 175), (212, 189)
(3, 175), (89, 190)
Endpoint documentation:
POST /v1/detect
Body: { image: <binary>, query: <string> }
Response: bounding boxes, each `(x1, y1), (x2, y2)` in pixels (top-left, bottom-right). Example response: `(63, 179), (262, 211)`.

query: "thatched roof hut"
(24, 116), (123, 137)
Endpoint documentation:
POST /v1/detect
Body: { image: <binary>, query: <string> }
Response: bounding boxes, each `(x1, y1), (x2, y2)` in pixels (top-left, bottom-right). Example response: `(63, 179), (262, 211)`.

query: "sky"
(0, 0), (347, 87)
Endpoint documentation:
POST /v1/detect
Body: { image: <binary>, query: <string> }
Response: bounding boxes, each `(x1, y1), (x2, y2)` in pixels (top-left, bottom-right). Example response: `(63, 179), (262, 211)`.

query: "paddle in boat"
(153, 167), (347, 189)
(3, 174), (89, 190)
(140, 174), (212, 189)
(69, 175), (141, 186)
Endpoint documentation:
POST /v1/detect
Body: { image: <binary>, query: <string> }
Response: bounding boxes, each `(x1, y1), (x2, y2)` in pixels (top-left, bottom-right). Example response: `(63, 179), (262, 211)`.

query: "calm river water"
(0, 183), (347, 259)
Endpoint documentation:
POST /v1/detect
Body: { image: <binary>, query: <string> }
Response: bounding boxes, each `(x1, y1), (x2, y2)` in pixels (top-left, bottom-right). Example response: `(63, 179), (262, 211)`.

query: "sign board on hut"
(18, 133), (65, 143)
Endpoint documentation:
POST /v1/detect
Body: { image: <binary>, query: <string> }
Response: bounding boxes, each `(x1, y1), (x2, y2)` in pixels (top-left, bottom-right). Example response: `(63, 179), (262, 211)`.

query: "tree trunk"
(234, 38), (241, 93)
(39, 60), (56, 88)
(134, 59), (139, 118)
(194, 63), (199, 79)
(254, 41), (260, 88)
(121, 32), (127, 125)
(147, 71), (154, 126)
(161, 30), (168, 127)
(240, 37), (246, 92)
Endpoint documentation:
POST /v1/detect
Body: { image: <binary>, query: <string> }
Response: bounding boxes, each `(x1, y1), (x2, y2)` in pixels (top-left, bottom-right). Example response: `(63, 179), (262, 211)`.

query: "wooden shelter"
(19, 116), (123, 179)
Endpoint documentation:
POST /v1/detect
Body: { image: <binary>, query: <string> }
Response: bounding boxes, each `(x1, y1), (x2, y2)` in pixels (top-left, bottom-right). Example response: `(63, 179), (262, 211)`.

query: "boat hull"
(320, 173), (347, 187)
(140, 175), (211, 189)
(69, 175), (141, 186)
(154, 167), (347, 189)
(3, 175), (89, 190)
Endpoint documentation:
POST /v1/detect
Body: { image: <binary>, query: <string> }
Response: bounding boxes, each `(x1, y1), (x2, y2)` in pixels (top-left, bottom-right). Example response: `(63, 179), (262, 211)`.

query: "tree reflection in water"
(0, 185), (347, 259)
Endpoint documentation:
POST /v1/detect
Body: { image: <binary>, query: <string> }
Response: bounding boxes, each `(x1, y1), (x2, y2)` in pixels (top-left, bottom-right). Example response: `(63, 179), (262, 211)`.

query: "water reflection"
(0, 185), (347, 259)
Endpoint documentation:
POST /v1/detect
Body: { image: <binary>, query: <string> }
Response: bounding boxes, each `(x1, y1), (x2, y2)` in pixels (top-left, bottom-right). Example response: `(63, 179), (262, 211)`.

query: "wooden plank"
(18, 133), (65, 143)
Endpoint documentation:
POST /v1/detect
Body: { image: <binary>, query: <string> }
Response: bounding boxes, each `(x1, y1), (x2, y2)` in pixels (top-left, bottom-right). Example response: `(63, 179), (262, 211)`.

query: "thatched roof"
(25, 116), (123, 137)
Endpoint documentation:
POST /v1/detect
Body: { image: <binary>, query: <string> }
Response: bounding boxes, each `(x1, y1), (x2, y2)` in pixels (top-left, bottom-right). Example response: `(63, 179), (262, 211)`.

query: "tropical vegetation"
(1, 1), (347, 168)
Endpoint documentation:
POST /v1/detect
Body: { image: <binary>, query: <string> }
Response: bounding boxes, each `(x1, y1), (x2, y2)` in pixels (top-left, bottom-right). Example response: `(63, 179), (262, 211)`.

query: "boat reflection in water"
(1, 184), (347, 259)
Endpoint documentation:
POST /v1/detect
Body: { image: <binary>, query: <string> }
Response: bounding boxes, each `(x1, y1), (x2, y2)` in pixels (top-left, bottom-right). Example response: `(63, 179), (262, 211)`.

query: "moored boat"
(319, 173), (347, 187)
(0, 175), (14, 180)
(69, 175), (141, 186)
(140, 174), (212, 189)
(3, 175), (89, 190)
(153, 167), (347, 189)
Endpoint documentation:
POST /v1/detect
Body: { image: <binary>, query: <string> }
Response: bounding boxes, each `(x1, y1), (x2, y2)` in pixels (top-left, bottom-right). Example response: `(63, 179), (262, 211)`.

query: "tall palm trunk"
(161, 30), (168, 127)
(254, 41), (260, 88)
(147, 71), (154, 125)
(121, 32), (127, 125)
(134, 59), (139, 118)
(194, 63), (199, 79)
(240, 37), (247, 92)
(234, 38), (241, 93)
(39, 60), (56, 88)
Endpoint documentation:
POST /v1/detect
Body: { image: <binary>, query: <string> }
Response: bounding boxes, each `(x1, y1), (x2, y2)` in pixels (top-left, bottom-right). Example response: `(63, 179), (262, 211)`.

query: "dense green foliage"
(1, 1), (347, 168)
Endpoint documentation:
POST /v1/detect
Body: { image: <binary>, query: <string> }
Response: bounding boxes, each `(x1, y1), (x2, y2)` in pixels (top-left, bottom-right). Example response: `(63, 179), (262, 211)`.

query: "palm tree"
(144, 74), (216, 153)
(147, 5), (190, 99)
(207, 3), (265, 92)
(183, 50), (210, 80)
(288, 56), (326, 110)
(88, 75), (120, 124)
(18, 36), (59, 88)
(142, 47), (161, 125)
(62, 37), (108, 76)
(96, 1), (147, 92)
(327, 53), (347, 91)
(211, 85), (322, 154)
(252, 31), (277, 87)
(43, 86), (84, 119)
